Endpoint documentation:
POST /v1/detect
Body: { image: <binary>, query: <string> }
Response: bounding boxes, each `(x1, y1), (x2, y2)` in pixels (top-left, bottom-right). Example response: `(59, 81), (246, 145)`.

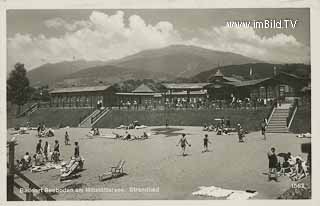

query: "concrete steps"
(266, 105), (290, 133)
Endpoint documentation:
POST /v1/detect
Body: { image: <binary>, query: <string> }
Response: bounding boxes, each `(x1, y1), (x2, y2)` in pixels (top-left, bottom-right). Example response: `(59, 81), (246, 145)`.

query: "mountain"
(27, 60), (107, 87)
(27, 45), (264, 87)
(55, 65), (174, 87)
(191, 63), (311, 82)
(108, 45), (263, 78)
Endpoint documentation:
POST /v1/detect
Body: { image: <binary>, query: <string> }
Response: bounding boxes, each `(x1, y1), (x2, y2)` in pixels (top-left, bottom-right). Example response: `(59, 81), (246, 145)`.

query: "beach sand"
(7, 126), (311, 200)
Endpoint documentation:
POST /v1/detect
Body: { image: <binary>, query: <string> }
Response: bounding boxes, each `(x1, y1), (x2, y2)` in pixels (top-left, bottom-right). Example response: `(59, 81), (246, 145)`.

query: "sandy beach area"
(7, 126), (311, 200)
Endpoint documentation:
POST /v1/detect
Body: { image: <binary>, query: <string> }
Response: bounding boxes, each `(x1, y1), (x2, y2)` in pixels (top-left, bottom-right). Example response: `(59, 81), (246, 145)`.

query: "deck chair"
(99, 160), (126, 181)
(110, 160), (125, 177)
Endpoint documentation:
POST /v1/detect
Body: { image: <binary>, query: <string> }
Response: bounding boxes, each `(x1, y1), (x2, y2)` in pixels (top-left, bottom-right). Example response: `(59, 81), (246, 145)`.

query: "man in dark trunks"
(36, 139), (43, 154)
(74, 142), (80, 158)
(267, 147), (279, 181)
(202, 134), (211, 153)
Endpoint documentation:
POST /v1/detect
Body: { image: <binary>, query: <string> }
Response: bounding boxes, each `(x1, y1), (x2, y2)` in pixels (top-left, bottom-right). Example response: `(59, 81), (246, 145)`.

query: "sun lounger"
(99, 160), (125, 181)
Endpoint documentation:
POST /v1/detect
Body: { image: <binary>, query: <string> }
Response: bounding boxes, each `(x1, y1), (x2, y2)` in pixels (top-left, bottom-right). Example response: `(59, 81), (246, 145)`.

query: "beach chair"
(99, 160), (126, 181)
(110, 160), (125, 177)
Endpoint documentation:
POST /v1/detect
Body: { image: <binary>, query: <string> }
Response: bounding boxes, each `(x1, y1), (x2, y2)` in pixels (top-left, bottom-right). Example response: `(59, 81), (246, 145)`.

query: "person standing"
(267, 147), (279, 181)
(74, 142), (80, 158)
(36, 139), (43, 154)
(65, 131), (70, 145)
(176, 134), (191, 156)
(261, 118), (267, 140)
(202, 134), (211, 153)
(43, 141), (49, 161)
(52, 140), (60, 163)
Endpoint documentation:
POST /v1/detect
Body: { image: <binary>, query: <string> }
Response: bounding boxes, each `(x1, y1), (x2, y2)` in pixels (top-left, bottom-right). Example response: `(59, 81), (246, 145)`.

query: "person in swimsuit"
(261, 118), (267, 140)
(65, 131), (70, 145)
(176, 134), (191, 156)
(202, 134), (211, 152)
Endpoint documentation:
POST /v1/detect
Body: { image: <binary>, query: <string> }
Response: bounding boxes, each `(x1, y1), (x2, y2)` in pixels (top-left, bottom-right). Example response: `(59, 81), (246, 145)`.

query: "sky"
(7, 9), (310, 71)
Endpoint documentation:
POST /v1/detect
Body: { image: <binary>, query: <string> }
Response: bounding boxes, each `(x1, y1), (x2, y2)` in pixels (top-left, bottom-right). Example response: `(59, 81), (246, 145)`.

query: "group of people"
(176, 133), (212, 156)
(267, 147), (310, 182)
(116, 131), (149, 141)
(203, 117), (233, 135)
(37, 122), (54, 138)
(89, 128), (101, 136)
(17, 131), (80, 171)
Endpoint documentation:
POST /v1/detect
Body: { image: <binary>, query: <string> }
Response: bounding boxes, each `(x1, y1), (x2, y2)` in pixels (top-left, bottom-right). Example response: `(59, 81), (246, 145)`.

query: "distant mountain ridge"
(27, 45), (270, 87)
(27, 60), (107, 87)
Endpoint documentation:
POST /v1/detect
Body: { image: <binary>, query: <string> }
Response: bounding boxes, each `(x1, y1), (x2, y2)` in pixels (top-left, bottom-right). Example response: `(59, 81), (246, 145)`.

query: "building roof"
(116, 92), (162, 96)
(278, 71), (309, 80)
(162, 83), (210, 90)
(132, 84), (155, 93)
(166, 91), (207, 95)
(49, 85), (112, 94)
(223, 77), (242, 82)
(227, 78), (271, 87)
(214, 69), (224, 77)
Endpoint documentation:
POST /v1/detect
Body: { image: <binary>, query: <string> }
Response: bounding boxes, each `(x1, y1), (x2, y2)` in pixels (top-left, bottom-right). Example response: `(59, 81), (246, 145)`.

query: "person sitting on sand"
(203, 124), (209, 131)
(141, 132), (148, 139)
(290, 158), (307, 181)
(23, 152), (32, 165)
(95, 128), (100, 136)
(176, 134), (191, 156)
(202, 134), (211, 152)
(123, 131), (131, 140)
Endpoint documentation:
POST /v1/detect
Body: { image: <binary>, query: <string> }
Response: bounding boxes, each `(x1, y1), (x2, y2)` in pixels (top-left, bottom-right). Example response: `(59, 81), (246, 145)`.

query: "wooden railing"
(287, 102), (298, 128)
(16, 103), (39, 117)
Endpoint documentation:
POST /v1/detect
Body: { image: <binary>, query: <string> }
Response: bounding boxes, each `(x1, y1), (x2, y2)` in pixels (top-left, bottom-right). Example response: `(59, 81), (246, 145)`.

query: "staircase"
(78, 110), (100, 128)
(16, 103), (39, 118)
(79, 108), (111, 128)
(266, 104), (291, 133)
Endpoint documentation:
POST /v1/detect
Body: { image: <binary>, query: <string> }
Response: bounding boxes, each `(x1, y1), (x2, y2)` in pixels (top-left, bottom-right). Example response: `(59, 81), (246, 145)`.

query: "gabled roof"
(132, 84), (155, 93)
(49, 85), (112, 94)
(162, 83), (210, 90)
(214, 69), (224, 77)
(278, 71), (309, 80)
(227, 78), (271, 87)
(223, 77), (242, 82)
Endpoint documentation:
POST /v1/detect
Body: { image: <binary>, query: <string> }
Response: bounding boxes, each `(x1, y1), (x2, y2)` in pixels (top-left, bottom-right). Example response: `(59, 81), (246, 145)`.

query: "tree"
(7, 63), (32, 114)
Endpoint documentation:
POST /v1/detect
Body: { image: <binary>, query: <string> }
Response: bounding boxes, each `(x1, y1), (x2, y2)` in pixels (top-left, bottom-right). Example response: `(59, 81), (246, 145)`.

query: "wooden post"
(7, 141), (15, 201)
(26, 184), (33, 201)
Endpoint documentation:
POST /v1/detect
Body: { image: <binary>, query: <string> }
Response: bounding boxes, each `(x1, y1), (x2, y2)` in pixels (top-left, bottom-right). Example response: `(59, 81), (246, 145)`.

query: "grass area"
(94, 108), (271, 131)
(290, 105), (311, 134)
(22, 108), (93, 128)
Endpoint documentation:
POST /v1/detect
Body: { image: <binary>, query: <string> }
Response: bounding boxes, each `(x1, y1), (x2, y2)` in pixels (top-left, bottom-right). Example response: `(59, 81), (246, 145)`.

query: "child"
(176, 134), (191, 156)
(202, 134), (211, 152)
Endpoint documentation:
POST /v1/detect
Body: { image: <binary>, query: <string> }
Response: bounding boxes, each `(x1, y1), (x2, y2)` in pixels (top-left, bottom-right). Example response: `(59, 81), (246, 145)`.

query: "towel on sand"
(192, 186), (257, 200)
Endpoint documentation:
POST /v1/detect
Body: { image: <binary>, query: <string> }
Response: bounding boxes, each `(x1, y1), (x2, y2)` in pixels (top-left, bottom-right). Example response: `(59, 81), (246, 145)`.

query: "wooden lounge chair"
(99, 160), (126, 181)
(110, 160), (125, 177)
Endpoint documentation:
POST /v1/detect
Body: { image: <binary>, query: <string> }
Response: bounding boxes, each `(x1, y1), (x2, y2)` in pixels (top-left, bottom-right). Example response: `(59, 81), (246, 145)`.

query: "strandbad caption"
(20, 186), (160, 193)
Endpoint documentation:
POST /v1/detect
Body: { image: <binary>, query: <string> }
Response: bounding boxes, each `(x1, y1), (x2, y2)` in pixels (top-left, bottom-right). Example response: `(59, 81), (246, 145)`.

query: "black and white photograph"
(3, 1), (317, 203)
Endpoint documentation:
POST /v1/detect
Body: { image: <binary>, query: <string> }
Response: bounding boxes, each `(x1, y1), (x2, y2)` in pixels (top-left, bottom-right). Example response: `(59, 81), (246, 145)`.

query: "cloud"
(8, 10), (309, 71)
(44, 17), (91, 31)
(187, 26), (310, 63)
